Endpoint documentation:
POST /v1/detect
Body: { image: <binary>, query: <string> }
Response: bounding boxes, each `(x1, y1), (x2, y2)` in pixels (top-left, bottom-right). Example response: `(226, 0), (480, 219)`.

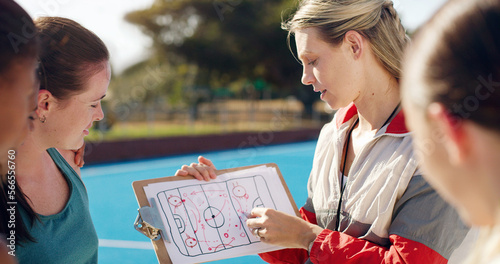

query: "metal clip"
(133, 199), (168, 242)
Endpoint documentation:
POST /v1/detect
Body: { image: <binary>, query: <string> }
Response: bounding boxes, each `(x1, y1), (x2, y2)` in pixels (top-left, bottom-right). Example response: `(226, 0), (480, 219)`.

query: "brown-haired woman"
(402, 0), (500, 263)
(177, 0), (471, 263)
(0, 0), (39, 263)
(12, 17), (110, 263)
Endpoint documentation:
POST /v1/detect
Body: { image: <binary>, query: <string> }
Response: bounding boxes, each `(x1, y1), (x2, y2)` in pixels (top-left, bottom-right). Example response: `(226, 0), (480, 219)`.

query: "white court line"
(98, 239), (154, 250)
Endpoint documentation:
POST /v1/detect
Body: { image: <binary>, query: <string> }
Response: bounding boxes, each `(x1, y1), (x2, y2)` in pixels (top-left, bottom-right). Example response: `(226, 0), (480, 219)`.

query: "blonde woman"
(402, 0), (500, 263)
(177, 0), (470, 263)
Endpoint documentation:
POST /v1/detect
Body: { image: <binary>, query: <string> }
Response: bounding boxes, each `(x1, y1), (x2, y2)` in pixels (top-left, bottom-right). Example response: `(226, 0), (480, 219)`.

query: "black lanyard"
(334, 102), (401, 231)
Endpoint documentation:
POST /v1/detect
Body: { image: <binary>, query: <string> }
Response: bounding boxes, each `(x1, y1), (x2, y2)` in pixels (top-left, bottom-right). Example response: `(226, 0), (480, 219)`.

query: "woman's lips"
(313, 87), (328, 99)
(84, 123), (93, 135)
(320, 89), (327, 99)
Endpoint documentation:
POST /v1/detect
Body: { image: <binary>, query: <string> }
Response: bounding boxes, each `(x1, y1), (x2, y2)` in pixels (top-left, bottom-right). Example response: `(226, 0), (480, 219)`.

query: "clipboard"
(131, 163), (299, 264)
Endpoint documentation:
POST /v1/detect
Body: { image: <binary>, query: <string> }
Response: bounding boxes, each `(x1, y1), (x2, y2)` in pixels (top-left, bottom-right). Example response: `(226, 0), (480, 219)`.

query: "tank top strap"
(46, 148), (85, 188)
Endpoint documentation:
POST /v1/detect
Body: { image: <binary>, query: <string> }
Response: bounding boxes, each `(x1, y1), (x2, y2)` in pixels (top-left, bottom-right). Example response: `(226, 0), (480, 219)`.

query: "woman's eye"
(308, 59), (317, 66)
(91, 101), (100, 108)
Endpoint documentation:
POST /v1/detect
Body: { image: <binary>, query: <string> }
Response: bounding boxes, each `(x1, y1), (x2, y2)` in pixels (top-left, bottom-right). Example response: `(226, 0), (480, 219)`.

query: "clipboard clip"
(133, 199), (167, 242)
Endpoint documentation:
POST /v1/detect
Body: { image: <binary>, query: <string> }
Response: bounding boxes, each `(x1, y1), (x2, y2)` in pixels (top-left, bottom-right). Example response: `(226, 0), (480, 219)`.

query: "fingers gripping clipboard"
(132, 163), (299, 264)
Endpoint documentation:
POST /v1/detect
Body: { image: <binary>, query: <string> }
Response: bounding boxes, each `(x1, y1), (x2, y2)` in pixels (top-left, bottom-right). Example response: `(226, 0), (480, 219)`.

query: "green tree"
(125, 0), (318, 116)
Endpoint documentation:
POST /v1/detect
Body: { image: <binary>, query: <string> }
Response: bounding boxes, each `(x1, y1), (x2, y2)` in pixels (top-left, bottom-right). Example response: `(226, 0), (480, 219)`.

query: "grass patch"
(85, 120), (308, 142)
(86, 122), (225, 142)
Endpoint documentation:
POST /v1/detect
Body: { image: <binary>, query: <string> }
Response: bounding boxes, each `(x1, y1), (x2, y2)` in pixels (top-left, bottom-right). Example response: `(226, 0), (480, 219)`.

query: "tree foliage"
(125, 0), (316, 106)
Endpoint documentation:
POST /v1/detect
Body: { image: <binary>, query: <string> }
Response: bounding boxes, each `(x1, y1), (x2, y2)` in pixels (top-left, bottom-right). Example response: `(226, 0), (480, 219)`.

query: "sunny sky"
(15, 0), (448, 74)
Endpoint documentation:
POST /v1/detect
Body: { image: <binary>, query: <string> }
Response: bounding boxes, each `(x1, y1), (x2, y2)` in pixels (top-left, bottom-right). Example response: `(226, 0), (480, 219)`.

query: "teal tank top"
(17, 148), (98, 264)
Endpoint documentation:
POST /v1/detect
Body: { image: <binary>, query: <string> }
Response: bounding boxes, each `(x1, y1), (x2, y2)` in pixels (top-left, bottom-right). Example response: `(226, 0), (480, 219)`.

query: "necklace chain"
(334, 102), (401, 231)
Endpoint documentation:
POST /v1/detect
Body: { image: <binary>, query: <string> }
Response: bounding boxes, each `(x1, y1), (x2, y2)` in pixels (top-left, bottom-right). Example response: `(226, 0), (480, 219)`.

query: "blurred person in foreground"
(0, 0), (39, 263)
(402, 0), (500, 263)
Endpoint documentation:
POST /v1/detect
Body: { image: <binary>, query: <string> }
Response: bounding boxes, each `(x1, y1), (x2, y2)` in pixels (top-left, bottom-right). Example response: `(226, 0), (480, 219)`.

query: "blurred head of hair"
(403, 0), (500, 133)
(0, 0), (39, 76)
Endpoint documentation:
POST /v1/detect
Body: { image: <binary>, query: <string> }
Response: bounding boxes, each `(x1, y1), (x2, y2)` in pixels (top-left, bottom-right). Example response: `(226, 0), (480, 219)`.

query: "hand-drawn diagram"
(156, 175), (276, 257)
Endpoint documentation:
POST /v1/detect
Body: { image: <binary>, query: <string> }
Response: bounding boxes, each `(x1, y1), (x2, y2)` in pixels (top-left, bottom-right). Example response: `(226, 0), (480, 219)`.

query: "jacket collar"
(335, 103), (409, 134)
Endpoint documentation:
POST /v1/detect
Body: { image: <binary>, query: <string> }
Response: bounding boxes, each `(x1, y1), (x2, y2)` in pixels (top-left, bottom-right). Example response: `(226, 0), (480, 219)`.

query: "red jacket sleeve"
(309, 230), (447, 264)
(258, 208), (447, 264)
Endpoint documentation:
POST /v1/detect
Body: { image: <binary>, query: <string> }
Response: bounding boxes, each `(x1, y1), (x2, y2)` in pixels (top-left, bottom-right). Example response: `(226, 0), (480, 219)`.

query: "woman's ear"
(36, 89), (54, 118)
(427, 103), (470, 165)
(344, 30), (364, 59)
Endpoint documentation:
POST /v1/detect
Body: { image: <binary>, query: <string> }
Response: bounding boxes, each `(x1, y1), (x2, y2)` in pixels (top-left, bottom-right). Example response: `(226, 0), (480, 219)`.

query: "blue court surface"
(81, 140), (317, 264)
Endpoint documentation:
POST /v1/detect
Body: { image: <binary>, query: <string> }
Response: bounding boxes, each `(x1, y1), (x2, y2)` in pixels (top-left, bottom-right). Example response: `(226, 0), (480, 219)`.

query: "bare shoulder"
(57, 149), (82, 176)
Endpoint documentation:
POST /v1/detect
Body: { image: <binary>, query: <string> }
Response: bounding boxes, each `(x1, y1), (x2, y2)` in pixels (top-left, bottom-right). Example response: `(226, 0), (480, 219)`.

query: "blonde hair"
(282, 0), (409, 79)
(465, 226), (500, 263)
